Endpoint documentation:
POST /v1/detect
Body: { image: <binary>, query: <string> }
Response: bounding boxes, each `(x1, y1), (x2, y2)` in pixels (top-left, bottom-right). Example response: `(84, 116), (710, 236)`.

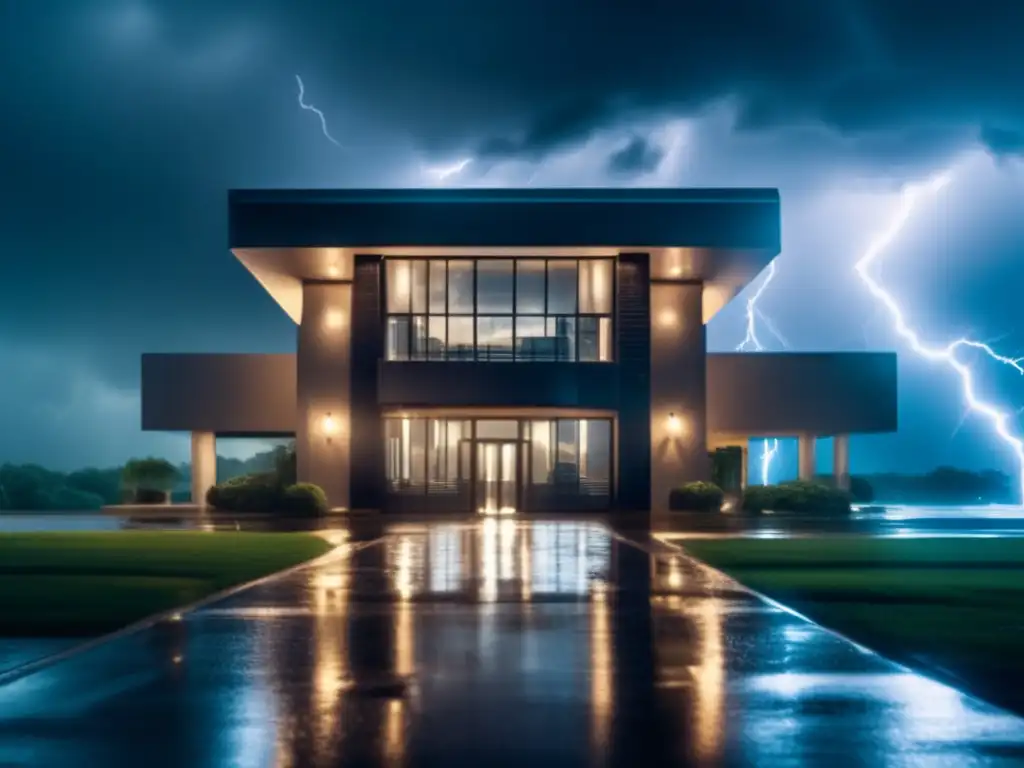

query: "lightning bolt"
(295, 75), (341, 148)
(855, 170), (1024, 504)
(736, 259), (779, 352)
(423, 157), (473, 183)
(735, 259), (786, 483)
(760, 439), (779, 486)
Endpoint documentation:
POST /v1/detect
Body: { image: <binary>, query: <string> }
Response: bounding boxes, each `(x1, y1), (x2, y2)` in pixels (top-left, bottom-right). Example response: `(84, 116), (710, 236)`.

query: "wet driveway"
(0, 519), (1022, 766)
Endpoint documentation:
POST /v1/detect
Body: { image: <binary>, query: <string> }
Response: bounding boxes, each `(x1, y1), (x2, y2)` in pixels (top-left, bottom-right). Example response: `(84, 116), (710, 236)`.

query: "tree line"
(0, 446), (289, 511)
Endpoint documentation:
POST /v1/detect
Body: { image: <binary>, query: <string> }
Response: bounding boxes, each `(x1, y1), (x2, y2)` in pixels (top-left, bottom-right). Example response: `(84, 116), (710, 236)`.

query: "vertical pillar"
(191, 431), (216, 507)
(616, 254), (651, 511)
(833, 434), (850, 491)
(297, 281), (352, 510)
(739, 443), (748, 490)
(349, 255), (384, 511)
(650, 279), (708, 512)
(797, 434), (816, 481)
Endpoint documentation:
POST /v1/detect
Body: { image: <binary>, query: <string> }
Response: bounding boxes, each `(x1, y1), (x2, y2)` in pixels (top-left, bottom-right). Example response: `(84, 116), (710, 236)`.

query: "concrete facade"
(140, 188), (897, 512)
(297, 282), (352, 510)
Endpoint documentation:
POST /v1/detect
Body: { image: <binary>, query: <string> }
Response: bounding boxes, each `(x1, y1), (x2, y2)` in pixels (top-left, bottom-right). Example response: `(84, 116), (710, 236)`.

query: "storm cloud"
(2, 0), (1024, 476)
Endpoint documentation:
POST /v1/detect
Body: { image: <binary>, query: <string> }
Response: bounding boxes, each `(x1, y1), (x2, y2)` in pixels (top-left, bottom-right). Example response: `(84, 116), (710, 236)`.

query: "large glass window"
(527, 418), (611, 497)
(385, 257), (614, 362)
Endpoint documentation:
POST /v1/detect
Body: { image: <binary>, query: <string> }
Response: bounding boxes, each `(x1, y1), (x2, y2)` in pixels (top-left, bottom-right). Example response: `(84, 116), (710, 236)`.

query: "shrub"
(206, 473), (329, 517)
(206, 472), (283, 513)
(122, 457), (179, 493)
(133, 488), (169, 505)
(742, 481), (851, 515)
(668, 481), (725, 512)
(283, 483), (329, 516)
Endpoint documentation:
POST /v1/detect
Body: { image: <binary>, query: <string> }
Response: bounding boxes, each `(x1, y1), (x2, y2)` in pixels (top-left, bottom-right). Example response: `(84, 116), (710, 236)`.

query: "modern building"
(141, 189), (897, 513)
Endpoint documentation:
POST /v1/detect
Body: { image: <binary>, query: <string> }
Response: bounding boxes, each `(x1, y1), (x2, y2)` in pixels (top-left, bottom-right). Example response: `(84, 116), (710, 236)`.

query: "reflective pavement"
(0, 519), (1022, 766)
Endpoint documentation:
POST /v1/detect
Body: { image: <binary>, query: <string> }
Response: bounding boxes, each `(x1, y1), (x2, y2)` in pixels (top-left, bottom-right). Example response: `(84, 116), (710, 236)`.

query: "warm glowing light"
(395, 536), (414, 601)
(656, 308), (678, 329)
(323, 308), (345, 330)
(322, 413), (338, 438)
(666, 412), (683, 436)
(326, 264), (340, 278)
(667, 557), (683, 589)
(854, 170), (1024, 504)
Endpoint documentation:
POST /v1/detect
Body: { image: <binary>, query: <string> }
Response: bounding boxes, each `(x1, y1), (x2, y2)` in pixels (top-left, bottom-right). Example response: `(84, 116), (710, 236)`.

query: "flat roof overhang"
(228, 187), (781, 324)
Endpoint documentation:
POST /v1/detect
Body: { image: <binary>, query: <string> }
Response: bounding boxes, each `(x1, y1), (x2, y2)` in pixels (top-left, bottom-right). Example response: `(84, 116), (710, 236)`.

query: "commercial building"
(141, 189), (896, 512)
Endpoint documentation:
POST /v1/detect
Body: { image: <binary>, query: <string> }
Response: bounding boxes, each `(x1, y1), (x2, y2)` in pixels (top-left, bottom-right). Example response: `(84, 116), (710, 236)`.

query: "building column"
(297, 281), (352, 510)
(739, 443), (749, 490)
(650, 278), (708, 512)
(191, 431), (216, 507)
(833, 434), (850, 491)
(797, 434), (816, 481)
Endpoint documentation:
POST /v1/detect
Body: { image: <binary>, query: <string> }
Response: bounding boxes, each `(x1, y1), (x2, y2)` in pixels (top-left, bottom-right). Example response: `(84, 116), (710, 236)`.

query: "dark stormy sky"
(3, 1), (1024, 481)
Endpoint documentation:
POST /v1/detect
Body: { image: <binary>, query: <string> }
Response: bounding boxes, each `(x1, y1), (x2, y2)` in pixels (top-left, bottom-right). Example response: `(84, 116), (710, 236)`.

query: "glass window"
(411, 260), (428, 314)
(428, 316), (446, 359)
(447, 316), (474, 360)
(515, 316), (547, 361)
(385, 257), (613, 362)
(387, 260), (411, 313)
(547, 261), (577, 314)
(476, 260), (513, 313)
(411, 316), (428, 361)
(546, 316), (575, 361)
(529, 420), (554, 484)
(516, 260), (546, 314)
(580, 419), (611, 484)
(448, 260), (474, 314)
(476, 317), (513, 361)
(429, 261), (446, 313)
(387, 316), (410, 360)
(578, 317), (599, 362)
(476, 420), (519, 439)
(579, 259), (613, 314)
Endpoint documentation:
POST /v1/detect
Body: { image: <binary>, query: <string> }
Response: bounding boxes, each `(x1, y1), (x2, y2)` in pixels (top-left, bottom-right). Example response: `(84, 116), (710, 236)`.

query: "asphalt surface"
(0, 519), (1022, 766)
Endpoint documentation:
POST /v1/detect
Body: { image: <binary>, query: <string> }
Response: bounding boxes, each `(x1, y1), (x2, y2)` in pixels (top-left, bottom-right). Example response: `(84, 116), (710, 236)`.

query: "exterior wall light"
(326, 264), (341, 278)
(322, 413), (339, 444)
(657, 309), (678, 329)
(667, 412), (682, 436)
(324, 308), (345, 330)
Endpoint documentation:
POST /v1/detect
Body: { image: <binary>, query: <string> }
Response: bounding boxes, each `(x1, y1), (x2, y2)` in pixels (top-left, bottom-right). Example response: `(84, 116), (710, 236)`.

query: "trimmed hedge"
(283, 483), (329, 516)
(206, 473), (330, 516)
(742, 481), (851, 515)
(669, 481), (725, 512)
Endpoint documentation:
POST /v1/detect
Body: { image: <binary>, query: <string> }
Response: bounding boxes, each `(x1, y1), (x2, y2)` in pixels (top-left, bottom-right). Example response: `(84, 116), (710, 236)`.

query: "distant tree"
(65, 467), (122, 505)
(0, 464), (65, 510)
(121, 458), (179, 493)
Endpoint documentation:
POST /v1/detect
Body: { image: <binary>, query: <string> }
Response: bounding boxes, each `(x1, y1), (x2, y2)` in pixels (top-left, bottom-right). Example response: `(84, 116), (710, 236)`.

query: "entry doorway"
(475, 440), (519, 515)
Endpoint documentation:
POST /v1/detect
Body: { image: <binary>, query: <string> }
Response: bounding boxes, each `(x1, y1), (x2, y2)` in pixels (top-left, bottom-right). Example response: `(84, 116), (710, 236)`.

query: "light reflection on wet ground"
(0, 519), (1021, 766)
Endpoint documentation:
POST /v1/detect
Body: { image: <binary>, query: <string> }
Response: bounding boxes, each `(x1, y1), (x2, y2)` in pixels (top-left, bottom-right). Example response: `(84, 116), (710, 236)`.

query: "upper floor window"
(386, 258), (614, 362)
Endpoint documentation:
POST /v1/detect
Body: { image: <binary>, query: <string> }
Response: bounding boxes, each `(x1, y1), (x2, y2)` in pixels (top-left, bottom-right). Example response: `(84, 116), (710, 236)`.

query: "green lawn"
(0, 531), (333, 636)
(680, 537), (1024, 715)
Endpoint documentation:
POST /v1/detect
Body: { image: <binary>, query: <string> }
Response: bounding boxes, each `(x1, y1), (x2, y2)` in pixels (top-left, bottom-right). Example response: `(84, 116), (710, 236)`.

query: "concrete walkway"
(0, 519), (1021, 766)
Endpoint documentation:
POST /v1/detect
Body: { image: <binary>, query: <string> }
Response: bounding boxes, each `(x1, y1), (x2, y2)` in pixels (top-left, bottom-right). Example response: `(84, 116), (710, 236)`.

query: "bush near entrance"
(742, 480), (851, 515)
(283, 483), (329, 516)
(669, 481), (725, 512)
(206, 473), (329, 516)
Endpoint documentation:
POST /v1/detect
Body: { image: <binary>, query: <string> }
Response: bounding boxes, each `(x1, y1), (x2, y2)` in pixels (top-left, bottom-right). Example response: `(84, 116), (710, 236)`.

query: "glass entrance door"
(475, 441), (519, 515)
